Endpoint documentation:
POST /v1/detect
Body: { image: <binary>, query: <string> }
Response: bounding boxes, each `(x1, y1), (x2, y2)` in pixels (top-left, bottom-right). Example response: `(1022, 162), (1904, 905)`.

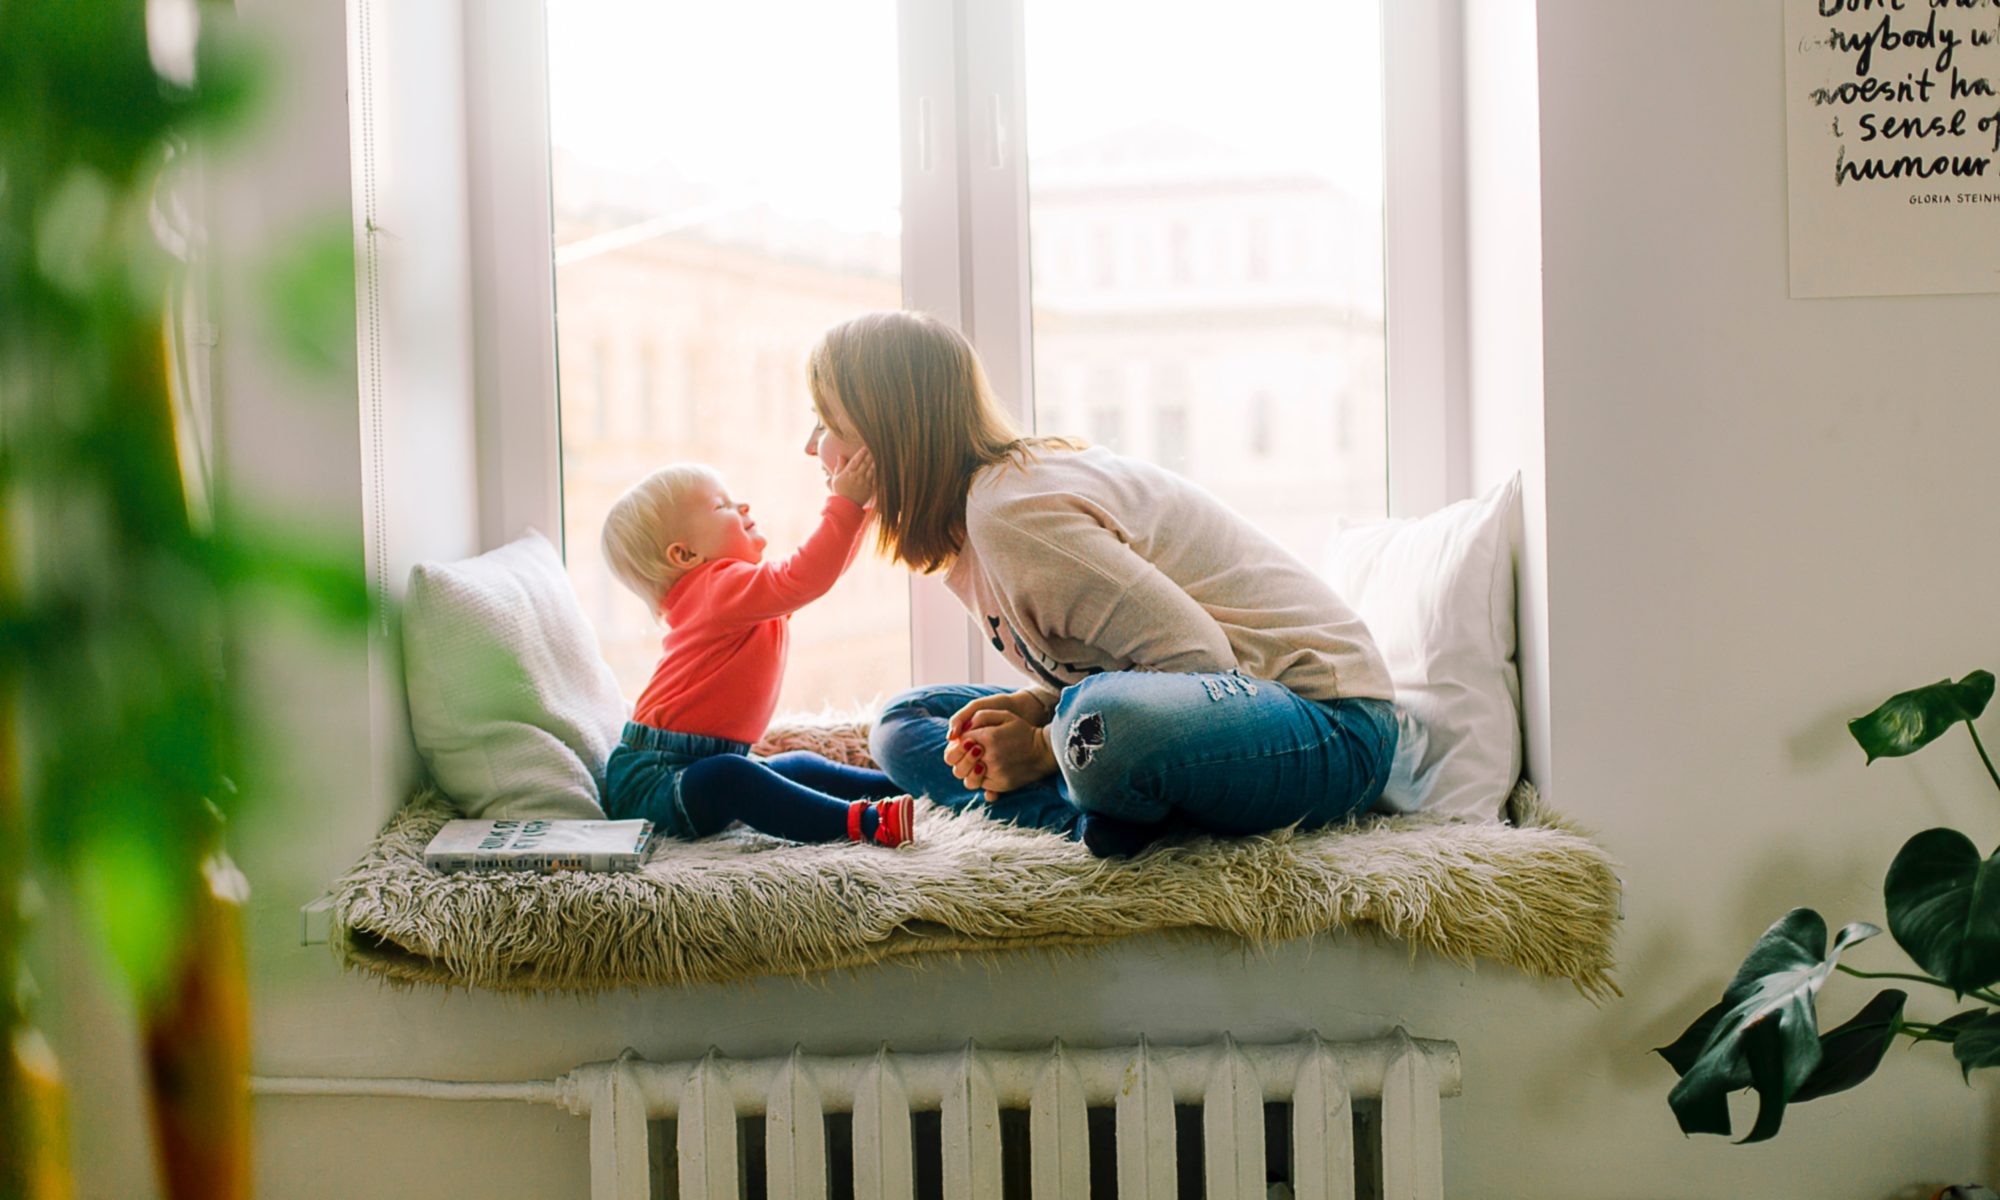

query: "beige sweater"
(942, 446), (1394, 707)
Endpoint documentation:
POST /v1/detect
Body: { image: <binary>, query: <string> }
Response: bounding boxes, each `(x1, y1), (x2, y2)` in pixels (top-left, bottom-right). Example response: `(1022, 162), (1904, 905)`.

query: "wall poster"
(1786, 0), (2000, 297)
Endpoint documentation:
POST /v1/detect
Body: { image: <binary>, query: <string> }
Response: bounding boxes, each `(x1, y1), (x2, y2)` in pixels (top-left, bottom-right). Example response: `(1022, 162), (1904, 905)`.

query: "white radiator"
(562, 1031), (1457, 1200)
(253, 1029), (1458, 1200)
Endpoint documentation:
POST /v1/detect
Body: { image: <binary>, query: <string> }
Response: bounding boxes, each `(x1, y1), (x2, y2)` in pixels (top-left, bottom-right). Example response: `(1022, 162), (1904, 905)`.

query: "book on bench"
(424, 818), (654, 874)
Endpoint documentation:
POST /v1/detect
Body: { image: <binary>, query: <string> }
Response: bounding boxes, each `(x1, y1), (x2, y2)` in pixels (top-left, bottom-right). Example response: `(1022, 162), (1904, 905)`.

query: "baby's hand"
(830, 449), (876, 507)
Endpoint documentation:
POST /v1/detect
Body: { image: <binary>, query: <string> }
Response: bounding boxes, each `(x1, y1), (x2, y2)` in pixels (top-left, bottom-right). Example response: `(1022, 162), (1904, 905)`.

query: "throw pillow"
(1324, 475), (1522, 822)
(402, 530), (629, 819)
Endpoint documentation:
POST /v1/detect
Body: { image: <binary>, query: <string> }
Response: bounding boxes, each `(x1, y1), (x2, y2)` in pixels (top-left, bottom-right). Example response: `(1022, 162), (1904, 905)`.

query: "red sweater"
(631, 495), (869, 744)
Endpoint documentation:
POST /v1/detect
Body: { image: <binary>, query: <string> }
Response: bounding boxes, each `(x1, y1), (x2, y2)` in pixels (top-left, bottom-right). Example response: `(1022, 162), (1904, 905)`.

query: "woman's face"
(804, 392), (862, 477)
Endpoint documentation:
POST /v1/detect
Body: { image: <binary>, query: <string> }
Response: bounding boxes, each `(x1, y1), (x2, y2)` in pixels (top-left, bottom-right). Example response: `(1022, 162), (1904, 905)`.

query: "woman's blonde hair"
(807, 310), (1077, 573)
(600, 462), (723, 613)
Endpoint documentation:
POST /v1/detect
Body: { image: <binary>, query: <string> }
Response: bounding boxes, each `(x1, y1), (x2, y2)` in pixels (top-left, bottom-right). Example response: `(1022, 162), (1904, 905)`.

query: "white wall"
(61, 1), (2000, 1196)
(1523, 0), (2000, 1191)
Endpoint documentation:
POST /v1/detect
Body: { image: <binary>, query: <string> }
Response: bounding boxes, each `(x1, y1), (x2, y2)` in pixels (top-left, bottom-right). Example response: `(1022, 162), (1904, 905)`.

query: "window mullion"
(956, 0), (1035, 690)
(900, 0), (984, 689)
(958, 0), (1034, 435)
(899, 0), (965, 330)
(464, 0), (563, 552)
(1382, 0), (1469, 516)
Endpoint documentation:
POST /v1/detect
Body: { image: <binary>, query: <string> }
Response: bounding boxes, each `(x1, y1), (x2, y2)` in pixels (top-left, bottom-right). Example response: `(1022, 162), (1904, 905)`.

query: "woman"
(804, 310), (1397, 857)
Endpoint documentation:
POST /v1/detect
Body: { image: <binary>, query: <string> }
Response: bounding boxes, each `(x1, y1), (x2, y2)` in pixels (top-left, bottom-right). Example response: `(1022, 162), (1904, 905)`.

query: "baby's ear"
(665, 541), (701, 569)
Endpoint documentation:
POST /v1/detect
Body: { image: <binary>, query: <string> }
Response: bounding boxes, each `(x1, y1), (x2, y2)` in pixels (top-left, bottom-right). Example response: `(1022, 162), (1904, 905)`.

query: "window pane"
(1024, 0), (1389, 565)
(545, 0), (910, 713)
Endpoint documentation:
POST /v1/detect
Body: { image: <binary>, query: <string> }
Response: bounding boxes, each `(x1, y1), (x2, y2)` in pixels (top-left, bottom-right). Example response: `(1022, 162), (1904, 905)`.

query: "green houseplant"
(1657, 670), (2000, 1143)
(1, 2), (365, 1195)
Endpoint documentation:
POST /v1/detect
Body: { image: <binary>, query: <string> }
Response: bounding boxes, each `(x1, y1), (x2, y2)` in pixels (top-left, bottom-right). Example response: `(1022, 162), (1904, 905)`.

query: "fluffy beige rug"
(333, 719), (1621, 999)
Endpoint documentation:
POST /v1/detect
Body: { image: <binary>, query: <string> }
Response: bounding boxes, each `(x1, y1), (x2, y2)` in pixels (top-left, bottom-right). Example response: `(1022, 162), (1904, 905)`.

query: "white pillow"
(402, 531), (629, 820)
(1324, 475), (1522, 822)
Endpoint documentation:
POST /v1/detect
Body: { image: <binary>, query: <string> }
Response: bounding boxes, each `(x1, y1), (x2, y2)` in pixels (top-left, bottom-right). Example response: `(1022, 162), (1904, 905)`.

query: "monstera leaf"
(1849, 671), (1993, 763)
(1656, 910), (1879, 1142)
(1789, 989), (1907, 1103)
(1930, 1009), (1991, 1043)
(1948, 1011), (2000, 1079)
(1884, 828), (2000, 995)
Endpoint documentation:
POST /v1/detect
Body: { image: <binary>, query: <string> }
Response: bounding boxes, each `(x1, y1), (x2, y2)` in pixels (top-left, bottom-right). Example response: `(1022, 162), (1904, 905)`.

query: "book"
(423, 818), (654, 875)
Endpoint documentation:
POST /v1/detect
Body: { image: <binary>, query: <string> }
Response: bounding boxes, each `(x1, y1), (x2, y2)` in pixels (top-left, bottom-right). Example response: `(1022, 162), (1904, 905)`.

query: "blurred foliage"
(0, 0), (367, 1125)
(259, 221), (359, 380)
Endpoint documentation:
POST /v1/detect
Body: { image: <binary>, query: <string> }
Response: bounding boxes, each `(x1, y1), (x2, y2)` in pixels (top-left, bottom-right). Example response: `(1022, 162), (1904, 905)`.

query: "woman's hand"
(944, 690), (1058, 801)
(829, 448), (876, 507)
(947, 688), (1054, 735)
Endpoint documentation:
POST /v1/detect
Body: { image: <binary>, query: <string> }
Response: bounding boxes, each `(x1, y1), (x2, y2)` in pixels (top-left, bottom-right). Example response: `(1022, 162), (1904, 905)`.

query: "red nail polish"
(968, 744), (982, 757)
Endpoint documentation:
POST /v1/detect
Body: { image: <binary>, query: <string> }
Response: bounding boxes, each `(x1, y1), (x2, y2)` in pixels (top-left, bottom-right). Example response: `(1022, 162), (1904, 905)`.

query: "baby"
(599, 452), (913, 847)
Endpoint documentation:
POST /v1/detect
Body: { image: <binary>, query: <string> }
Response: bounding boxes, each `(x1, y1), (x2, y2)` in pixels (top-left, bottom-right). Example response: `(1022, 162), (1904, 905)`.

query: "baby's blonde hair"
(600, 462), (723, 613)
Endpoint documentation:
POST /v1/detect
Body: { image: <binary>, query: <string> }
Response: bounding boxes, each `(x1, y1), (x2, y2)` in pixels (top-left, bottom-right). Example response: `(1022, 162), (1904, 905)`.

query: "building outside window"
(636, 345), (657, 437)
(542, 0), (1388, 707)
(1156, 406), (1190, 473)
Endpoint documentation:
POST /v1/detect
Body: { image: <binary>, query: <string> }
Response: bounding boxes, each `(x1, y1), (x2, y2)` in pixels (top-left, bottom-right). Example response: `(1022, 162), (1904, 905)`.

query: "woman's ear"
(665, 541), (701, 569)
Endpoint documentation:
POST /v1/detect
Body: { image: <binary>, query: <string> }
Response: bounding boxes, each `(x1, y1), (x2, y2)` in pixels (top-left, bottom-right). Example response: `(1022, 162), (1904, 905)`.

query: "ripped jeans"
(869, 672), (1398, 839)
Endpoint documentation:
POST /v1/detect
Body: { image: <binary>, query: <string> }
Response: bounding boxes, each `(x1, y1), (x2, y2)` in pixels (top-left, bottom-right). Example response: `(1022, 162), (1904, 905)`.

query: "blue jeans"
(605, 722), (897, 841)
(869, 672), (1398, 843)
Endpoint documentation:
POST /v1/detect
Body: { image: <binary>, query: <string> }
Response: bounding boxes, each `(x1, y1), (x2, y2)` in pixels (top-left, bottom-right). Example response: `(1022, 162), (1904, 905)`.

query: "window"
(1169, 222), (1193, 286)
(589, 341), (611, 439)
(465, 0), (1463, 698)
(1156, 406), (1190, 473)
(1249, 391), (1275, 459)
(544, 0), (911, 709)
(636, 345), (658, 437)
(1022, 0), (1388, 576)
(1090, 405), (1125, 451)
(1151, 364), (1192, 472)
(1091, 226), (1117, 288)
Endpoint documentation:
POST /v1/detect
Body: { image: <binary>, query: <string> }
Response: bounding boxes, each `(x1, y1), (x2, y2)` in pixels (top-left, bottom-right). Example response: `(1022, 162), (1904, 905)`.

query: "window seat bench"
(330, 720), (1620, 998)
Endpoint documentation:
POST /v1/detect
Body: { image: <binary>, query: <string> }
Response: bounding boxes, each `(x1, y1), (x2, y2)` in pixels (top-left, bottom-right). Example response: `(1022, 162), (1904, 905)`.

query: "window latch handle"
(988, 93), (1007, 169)
(917, 97), (934, 173)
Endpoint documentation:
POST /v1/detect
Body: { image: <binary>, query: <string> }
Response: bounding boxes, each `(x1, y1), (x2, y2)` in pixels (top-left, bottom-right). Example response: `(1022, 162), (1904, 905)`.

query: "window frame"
(462, 0), (1468, 690)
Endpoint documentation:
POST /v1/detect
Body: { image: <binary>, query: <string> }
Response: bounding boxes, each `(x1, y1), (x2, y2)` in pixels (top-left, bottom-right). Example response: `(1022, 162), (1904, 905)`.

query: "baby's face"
(675, 478), (766, 567)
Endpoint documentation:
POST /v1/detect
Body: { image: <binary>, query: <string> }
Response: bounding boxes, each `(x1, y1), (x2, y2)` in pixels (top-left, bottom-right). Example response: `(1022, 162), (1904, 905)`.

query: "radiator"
(560, 1031), (1458, 1200)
